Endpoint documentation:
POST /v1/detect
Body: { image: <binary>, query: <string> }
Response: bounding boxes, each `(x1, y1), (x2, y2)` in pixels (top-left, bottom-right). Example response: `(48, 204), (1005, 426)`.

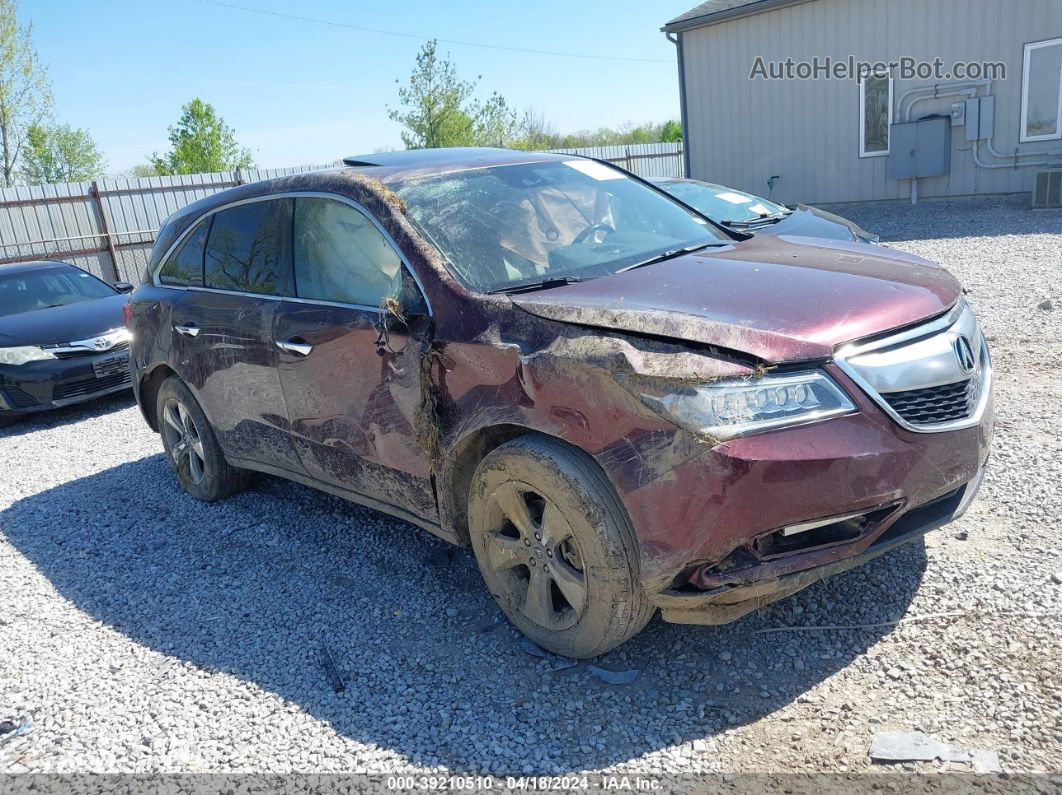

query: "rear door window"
(293, 197), (402, 307)
(204, 199), (293, 296)
(158, 217), (210, 287)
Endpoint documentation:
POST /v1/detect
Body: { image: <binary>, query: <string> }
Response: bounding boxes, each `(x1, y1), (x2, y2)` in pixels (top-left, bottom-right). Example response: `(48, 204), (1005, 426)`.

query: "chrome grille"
(834, 300), (991, 433)
(43, 328), (131, 358)
(882, 379), (974, 425)
(50, 340), (130, 359)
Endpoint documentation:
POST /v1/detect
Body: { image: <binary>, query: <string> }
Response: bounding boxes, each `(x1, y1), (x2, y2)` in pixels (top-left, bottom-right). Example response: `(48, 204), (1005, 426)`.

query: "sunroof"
(341, 147), (520, 167)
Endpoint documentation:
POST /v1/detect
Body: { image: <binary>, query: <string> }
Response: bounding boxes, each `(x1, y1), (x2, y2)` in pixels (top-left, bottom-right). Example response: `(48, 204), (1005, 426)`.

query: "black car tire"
(468, 433), (654, 658)
(156, 376), (251, 502)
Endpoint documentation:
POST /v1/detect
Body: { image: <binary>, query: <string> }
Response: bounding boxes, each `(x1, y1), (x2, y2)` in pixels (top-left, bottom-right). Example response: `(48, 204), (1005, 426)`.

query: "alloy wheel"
(162, 398), (206, 485)
(483, 481), (588, 630)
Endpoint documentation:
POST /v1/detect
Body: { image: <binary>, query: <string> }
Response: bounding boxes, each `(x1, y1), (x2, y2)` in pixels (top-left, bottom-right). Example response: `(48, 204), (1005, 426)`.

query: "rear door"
(273, 194), (436, 519)
(166, 197), (303, 473)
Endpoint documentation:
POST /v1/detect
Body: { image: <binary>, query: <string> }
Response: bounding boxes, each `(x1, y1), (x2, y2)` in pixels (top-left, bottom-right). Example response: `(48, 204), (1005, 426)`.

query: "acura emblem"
(953, 335), (975, 374)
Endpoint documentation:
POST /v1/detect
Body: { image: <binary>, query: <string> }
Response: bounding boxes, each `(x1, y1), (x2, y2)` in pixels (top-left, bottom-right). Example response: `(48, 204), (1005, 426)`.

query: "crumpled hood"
(512, 235), (961, 363)
(0, 294), (127, 347)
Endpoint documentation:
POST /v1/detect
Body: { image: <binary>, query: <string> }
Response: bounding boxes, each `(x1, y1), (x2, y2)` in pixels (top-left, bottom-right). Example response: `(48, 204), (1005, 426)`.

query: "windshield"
(392, 160), (729, 293)
(0, 266), (116, 318)
(659, 180), (788, 224)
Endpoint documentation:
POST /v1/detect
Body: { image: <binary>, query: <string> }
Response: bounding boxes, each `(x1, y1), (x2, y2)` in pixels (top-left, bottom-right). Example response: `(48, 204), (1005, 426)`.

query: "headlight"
(0, 346), (57, 365)
(638, 370), (856, 441)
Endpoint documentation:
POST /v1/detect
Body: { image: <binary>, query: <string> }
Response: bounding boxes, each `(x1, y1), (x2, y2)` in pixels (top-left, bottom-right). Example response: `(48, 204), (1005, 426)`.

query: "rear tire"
(156, 377), (251, 502)
(468, 434), (654, 658)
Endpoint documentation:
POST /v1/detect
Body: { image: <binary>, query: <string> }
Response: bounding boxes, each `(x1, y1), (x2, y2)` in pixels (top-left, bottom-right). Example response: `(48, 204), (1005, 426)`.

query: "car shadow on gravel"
(0, 390), (135, 440)
(2, 455), (928, 773)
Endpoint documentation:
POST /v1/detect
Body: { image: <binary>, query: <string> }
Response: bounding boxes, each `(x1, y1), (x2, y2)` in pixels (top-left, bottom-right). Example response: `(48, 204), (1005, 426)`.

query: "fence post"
(91, 181), (120, 283)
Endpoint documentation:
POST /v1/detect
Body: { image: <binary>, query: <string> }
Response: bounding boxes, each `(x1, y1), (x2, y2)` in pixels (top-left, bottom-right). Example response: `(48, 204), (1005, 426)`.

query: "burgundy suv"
(128, 148), (992, 657)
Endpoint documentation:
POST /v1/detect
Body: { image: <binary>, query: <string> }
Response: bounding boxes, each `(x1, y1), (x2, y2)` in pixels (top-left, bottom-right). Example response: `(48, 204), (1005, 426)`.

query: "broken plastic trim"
(682, 502), (902, 590)
(751, 504), (898, 561)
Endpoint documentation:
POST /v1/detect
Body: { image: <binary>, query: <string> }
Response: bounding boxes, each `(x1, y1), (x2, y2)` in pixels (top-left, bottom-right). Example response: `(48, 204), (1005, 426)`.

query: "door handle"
(276, 338), (314, 356)
(174, 323), (200, 337)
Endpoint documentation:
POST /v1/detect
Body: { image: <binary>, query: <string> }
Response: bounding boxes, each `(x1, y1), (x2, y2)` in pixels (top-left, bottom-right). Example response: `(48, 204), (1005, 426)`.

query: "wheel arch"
(438, 423), (532, 543)
(138, 363), (177, 432)
(437, 423), (630, 548)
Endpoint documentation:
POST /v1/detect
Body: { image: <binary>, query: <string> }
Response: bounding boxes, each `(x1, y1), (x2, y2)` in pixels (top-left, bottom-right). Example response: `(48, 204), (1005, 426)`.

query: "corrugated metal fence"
(548, 142), (684, 180)
(0, 143), (683, 282)
(0, 164), (340, 283)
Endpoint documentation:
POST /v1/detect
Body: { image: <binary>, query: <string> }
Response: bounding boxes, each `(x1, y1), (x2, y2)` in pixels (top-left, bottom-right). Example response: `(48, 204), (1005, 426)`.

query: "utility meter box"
(964, 96), (996, 141)
(887, 116), (951, 179)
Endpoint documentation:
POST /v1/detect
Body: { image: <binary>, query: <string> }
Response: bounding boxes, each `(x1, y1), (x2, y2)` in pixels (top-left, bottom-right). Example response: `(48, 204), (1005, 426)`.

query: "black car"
(652, 177), (879, 244)
(0, 261), (134, 424)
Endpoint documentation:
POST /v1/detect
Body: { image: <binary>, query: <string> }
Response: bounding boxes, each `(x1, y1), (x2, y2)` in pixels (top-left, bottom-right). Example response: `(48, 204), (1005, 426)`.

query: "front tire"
(156, 377), (250, 502)
(468, 434), (654, 658)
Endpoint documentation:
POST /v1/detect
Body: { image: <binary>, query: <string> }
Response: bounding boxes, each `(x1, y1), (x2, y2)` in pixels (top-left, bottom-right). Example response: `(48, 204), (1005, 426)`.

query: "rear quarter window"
(158, 218), (210, 287)
(204, 199), (293, 296)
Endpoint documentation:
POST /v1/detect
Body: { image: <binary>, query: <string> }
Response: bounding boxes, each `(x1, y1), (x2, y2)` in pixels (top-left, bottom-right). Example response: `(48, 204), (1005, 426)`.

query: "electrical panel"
(887, 116), (952, 179)
(964, 96), (996, 142)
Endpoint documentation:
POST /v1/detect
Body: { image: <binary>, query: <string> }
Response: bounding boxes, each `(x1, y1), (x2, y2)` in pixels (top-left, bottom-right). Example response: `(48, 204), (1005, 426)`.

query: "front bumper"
(0, 348), (132, 415)
(621, 358), (993, 624)
(652, 465), (985, 624)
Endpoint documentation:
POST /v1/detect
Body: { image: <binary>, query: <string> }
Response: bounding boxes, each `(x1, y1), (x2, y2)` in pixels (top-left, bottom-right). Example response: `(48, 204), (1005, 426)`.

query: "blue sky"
(25, 0), (690, 173)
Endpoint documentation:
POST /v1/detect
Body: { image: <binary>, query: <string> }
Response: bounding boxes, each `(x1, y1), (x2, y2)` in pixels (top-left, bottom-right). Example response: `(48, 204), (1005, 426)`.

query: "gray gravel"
(1, 195), (1060, 776)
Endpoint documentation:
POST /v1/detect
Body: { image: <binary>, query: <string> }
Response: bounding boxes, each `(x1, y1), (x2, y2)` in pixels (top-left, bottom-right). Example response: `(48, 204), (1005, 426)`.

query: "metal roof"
(664, 0), (812, 32)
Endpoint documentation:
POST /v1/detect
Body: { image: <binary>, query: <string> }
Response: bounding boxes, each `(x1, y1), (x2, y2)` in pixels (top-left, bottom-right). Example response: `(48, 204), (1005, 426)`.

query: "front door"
(273, 195), (436, 519)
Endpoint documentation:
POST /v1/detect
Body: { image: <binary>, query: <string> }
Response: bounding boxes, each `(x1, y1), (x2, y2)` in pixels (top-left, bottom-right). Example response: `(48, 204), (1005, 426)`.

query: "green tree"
(660, 119), (682, 143)
(150, 98), (254, 175)
(128, 163), (160, 178)
(469, 91), (517, 147)
(388, 40), (516, 149)
(20, 123), (105, 184)
(0, 0), (53, 187)
(510, 107), (560, 151)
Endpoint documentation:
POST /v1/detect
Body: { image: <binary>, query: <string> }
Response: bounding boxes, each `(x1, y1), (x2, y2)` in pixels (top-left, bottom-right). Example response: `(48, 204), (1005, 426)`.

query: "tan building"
(663, 0), (1062, 204)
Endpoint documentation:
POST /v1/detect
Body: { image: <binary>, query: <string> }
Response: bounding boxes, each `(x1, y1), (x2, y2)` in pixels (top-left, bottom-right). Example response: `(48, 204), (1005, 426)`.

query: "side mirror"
(391, 267), (430, 321)
(114, 281), (135, 293)
(375, 270), (429, 354)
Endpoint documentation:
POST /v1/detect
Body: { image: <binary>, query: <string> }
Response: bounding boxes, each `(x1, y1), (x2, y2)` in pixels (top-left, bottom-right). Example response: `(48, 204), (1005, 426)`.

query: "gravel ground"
(1, 195), (1060, 779)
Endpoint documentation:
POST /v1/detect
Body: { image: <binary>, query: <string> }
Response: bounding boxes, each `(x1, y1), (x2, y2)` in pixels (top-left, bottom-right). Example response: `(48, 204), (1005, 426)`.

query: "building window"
(860, 75), (892, 157)
(1021, 37), (1062, 142)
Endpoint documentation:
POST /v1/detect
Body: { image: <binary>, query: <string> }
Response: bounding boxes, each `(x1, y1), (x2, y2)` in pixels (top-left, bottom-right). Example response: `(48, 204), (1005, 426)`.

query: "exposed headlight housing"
(0, 346), (56, 365)
(638, 371), (856, 441)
